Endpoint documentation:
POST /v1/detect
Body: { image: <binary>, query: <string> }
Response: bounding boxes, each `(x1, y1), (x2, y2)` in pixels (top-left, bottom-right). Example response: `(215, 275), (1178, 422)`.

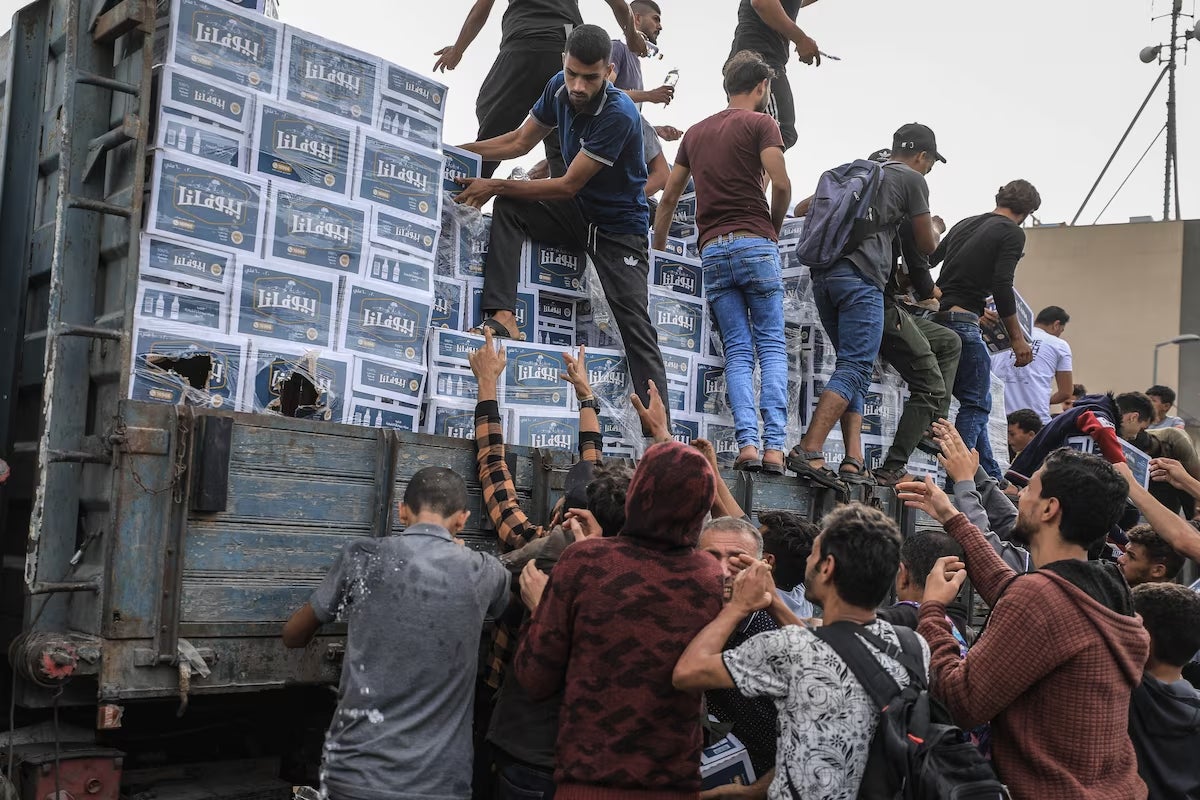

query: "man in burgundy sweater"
(514, 439), (724, 799)
(900, 441), (1150, 800)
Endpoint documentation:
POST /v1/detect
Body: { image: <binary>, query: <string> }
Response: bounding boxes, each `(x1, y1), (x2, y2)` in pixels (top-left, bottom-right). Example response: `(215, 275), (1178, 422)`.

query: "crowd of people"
(280, 1), (1200, 798)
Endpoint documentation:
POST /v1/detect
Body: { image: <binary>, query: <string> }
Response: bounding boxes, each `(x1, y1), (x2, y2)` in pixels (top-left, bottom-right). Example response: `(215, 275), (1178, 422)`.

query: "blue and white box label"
(253, 101), (356, 195)
(267, 187), (366, 274)
(356, 132), (442, 223)
(149, 155), (265, 254)
(138, 234), (233, 291)
(168, 0), (281, 94)
(339, 279), (432, 367)
(282, 28), (379, 125)
(232, 261), (337, 347)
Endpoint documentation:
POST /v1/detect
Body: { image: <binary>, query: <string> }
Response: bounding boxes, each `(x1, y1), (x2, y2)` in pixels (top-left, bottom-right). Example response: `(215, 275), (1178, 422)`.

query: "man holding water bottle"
(608, 1), (684, 142)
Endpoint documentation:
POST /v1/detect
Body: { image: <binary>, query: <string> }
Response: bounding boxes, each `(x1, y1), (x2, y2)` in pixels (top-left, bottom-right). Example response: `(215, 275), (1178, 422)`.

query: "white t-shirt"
(992, 326), (1072, 424)
(722, 620), (929, 800)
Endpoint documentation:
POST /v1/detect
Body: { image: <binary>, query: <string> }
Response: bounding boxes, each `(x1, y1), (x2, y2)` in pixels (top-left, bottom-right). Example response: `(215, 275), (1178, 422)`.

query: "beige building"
(1014, 219), (1200, 423)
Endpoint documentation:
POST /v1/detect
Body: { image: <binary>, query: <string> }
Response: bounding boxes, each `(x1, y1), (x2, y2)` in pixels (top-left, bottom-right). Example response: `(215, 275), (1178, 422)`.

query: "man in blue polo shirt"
(455, 23), (669, 417)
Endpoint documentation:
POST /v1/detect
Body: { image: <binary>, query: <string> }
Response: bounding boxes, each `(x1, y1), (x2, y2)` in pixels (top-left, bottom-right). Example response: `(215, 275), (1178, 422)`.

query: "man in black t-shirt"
(726, 0), (822, 150)
(434, 0), (647, 178)
(932, 180), (1041, 481)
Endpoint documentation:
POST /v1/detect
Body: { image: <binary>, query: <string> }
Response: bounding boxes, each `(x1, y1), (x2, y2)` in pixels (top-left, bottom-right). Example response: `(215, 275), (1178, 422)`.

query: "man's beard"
(1011, 512), (1036, 545)
(755, 93), (770, 113)
(569, 90), (600, 111)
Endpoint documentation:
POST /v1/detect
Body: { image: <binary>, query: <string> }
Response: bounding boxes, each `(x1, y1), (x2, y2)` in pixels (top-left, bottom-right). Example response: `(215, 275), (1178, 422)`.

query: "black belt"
(933, 311), (980, 326)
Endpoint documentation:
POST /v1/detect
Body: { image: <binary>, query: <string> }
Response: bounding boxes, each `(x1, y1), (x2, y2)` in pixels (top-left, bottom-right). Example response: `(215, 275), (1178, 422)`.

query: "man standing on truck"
(433, 0), (646, 178)
(282, 467), (509, 800)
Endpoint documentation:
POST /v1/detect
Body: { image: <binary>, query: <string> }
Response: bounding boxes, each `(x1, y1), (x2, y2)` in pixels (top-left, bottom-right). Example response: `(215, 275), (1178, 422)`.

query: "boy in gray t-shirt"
(284, 467), (509, 800)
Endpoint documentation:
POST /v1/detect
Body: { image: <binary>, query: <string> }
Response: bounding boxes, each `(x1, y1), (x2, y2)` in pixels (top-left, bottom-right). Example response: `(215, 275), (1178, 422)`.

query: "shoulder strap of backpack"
(813, 622), (905, 710)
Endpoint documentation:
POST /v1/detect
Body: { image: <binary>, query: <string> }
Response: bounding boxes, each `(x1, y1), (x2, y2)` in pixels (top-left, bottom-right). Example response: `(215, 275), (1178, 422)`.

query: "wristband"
(579, 397), (601, 413)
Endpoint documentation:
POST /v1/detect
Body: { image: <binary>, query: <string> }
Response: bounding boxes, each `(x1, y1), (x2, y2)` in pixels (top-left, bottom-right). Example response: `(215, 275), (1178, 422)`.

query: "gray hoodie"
(1129, 675), (1200, 799)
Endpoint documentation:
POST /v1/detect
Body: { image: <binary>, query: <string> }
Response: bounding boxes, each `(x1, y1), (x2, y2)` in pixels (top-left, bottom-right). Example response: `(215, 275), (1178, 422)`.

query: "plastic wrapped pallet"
(251, 100), (357, 196)
(244, 341), (351, 422)
(131, 322), (248, 410)
(147, 154), (267, 255)
(157, 0), (283, 96)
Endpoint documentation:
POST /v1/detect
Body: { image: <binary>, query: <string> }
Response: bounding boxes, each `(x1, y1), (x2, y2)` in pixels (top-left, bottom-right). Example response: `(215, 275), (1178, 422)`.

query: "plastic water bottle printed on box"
(131, 324), (246, 409)
(150, 155), (265, 254)
(139, 235), (233, 291)
(517, 414), (579, 452)
(431, 278), (465, 330)
(232, 261), (337, 347)
(168, 0), (281, 94)
(340, 280), (432, 367)
(453, 214), (490, 279)
(382, 62), (448, 120)
(253, 101), (356, 194)
(351, 356), (426, 407)
(283, 29), (379, 125)
(246, 343), (350, 422)
(537, 329), (573, 347)
(349, 395), (417, 431)
(442, 144), (480, 194)
(652, 251), (703, 298)
(156, 116), (245, 170)
(161, 66), (255, 131)
(648, 288), (704, 353)
(504, 343), (569, 409)
(525, 242), (587, 297)
(430, 366), (481, 403)
(376, 98), (442, 152)
(267, 187), (366, 274)
(136, 283), (226, 331)
(356, 133), (442, 222)
(470, 285), (535, 343)
(370, 207), (439, 261)
(363, 247), (432, 294)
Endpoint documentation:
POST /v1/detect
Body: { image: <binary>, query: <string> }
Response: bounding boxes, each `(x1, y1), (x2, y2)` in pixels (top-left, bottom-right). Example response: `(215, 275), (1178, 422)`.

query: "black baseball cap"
(892, 123), (947, 164)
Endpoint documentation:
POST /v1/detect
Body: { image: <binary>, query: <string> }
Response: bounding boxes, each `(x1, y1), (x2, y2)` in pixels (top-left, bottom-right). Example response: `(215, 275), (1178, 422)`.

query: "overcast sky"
(1, 0), (1196, 226)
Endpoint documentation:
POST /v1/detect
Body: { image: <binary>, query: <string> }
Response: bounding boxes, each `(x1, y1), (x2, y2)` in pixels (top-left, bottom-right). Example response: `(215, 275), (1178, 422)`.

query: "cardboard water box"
(265, 186), (367, 275)
(369, 206), (440, 262)
(252, 101), (356, 196)
(1065, 436), (1152, 488)
(349, 395), (418, 431)
(363, 246), (433, 295)
(338, 279), (432, 367)
(469, 285), (535, 343)
(981, 289), (1035, 353)
(154, 115), (246, 171)
(148, 154), (266, 256)
(442, 144), (481, 195)
(778, 216), (806, 245)
(431, 278), (465, 330)
(669, 412), (702, 446)
(665, 383), (689, 415)
(536, 292), (576, 332)
(231, 260), (338, 348)
(375, 97), (442, 152)
(130, 322), (247, 410)
(669, 192), (698, 238)
(861, 383), (901, 438)
(430, 366), (482, 404)
(700, 734), (756, 791)
(158, 65), (256, 133)
(651, 250), (703, 298)
(162, 0), (282, 96)
(584, 348), (629, 407)
(351, 356), (426, 407)
(441, 213), (489, 280)
(660, 346), (694, 386)
(281, 27), (380, 126)
(380, 62), (449, 121)
(244, 340), (351, 422)
(429, 329), (488, 369)
(426, 400), (487, 441)
(524, 241), (587, 298)
(355, 131), (442, 224)
(702, 417), (740, 468)
(599, 413), (634, 454)
(537, 328), (574, 348)
(693, 357), (727, 416)
(648, 287), (705, 354)
(136, 283), (227, 331)
(504, 341), (571, 410)
(139, 233), (234, 291)
(515, 413), (579, 452)
(661, 235), (700, 260)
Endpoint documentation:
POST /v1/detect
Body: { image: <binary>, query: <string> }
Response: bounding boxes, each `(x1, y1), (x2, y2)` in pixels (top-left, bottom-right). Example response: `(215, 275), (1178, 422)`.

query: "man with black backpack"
(787, 124), (944, 489)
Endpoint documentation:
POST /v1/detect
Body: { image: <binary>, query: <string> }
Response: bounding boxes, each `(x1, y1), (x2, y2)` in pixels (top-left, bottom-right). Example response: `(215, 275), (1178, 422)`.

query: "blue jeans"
(943, 320), (1003, 480)
(702, 237), (787, 450)
(495, 760), (556, 800)
(810, 260), (884, 415)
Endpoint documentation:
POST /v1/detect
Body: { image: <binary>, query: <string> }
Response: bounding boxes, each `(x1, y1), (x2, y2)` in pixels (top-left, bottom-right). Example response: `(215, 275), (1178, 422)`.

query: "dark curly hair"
(760, 510), (818, 591)
(1127, 524), (1186, 581)
(1133, 582), (1200, 667)
(1038, 449), (1128, 548)
(816, 504), (902, 609)
(588, 461), (634, 537)
(995, 179), (1041, 216)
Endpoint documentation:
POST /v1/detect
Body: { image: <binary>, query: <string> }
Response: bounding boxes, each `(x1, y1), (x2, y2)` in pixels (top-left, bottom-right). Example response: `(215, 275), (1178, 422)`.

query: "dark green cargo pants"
(879, 305), (963, 473)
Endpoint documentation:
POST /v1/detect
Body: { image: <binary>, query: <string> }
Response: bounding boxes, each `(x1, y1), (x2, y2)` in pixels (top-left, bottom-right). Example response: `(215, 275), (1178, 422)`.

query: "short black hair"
(1126, 524), (1186, 581)
(900, 531), (965, 590)
(1146, 385), (1177, 406)
(587, 461), (634, 537)
(630, 0), (661, 14)
(1035, 306), (1070, 326)
(1116, 392), (1154, 423)
(1038, 449), (1129, 549)
(1072, 383), (1087, 398)
(1132, 582), (1200, 667)
(565, 24), (612, 65)
(723, 50), (775, 97)
(760, 510), (818, 591)
(817, 504), (902, 609)
(404, 467), (468, 517)
(996, 179), (1041, 216)
(1007, 408), (1044, 435)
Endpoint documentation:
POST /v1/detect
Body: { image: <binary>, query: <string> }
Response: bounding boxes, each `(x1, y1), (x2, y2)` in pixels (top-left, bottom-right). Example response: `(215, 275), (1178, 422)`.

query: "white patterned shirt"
(722, 620), (929, 800)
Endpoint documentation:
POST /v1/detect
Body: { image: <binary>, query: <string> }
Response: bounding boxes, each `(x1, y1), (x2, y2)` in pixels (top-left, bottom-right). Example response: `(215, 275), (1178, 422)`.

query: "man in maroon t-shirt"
(654, 51), (792, 473)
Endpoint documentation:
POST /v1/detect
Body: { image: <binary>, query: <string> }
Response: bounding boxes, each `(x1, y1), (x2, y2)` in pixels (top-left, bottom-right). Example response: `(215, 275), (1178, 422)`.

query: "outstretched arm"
(433, 0), (497, 72)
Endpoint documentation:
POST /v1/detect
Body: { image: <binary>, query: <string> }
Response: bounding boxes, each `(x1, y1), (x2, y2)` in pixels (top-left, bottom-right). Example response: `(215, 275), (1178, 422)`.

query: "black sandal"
(785, 448), (847, 491)
(838, 457), (874, 486)
(471, 316), (522, 340)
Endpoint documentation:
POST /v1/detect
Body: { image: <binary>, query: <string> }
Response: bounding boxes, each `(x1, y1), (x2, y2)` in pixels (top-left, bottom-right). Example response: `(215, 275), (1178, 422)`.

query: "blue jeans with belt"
(942, 318), (1003, 480)
(701, 235), (787, 451)
(810, 260), (884, 415)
